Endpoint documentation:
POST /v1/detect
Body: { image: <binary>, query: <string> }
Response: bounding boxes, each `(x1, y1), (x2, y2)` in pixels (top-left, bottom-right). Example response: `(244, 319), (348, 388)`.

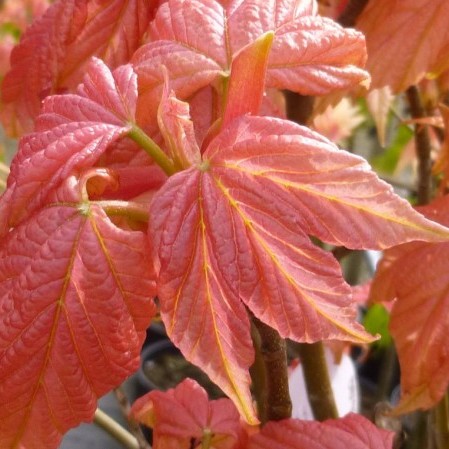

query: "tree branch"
(406, 85), (433, 205)
(296, 342), (339, 421)
(251, 316), (292, 423)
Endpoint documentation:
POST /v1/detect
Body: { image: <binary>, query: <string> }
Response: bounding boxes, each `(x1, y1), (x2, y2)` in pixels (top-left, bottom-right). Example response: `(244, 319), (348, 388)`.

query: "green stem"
(251, 315), (292, 423)
(128, 125), (176, 176)
(94, 200), (149, 222)
(296, 342), (339, 421)
(93, 408), (141, 449)
(202, 428), (213, 449)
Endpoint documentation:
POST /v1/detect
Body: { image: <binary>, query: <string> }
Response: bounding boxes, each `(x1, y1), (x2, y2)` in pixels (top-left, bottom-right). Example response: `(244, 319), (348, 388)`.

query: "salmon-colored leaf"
(131, 378), (244, 449)
(132, 0), (368, 126)
(370, 195), (449, 414)
(150, 112), (449, 423)
(357, 0), (449, 92)
(0, 58), (138, 234)
(1, 0), (154, 136)
(222, 31), (274, 127)
(248, 413), (394, 449)
(0, 174), (156, 449)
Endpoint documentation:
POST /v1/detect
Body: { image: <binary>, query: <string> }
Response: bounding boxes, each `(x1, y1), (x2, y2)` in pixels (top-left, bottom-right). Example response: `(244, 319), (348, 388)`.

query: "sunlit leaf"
(0, 58), (139, 235)
(357, 0), (449, 92)
(0, 173), (156, 449)
(1, 0), (155, 136)
(370, 194), (449, 414)
(132, 0), (368, 126)
(150, 113), (449, 424)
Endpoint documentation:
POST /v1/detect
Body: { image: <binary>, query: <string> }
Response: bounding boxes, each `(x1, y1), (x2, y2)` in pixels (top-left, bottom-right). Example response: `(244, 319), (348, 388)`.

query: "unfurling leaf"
(0, 58), (139, 235)
(131, 378), (245, 449)
(1, 0), (155, 136)
(357, 0), (449, 92)
(0, 173), (156, 449)
(370, 195), (449, 414)
(150, 112), (449, 424)
(248, 413), (394, 449)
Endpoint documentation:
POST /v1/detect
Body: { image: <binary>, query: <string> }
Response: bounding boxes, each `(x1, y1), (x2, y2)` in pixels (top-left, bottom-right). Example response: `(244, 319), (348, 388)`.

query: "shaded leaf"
(1, 0), (154, 136)
(131, 378), (244, 449)
(0, 173), (156, 449)
(248, 413), (394, 449)
(0, 58), (138, 235)
(357, 0), (449, 92)
(132, 0), (368, 125)
(370, 195), (449, 414)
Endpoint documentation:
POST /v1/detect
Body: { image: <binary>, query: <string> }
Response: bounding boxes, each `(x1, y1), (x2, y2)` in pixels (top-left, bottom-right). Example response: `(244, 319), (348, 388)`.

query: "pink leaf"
(222, 31), (274, 126)
(0, 173), (156, 449)
(248, 413), (394, 449)
(131, 379), (244, 449)
(133, 0), (368, 126)
(0, 58), (138, 234)
(1, 0), (155, 136)
(357, 0), (449, 92)
(157, 71), (202, 170)
(370, 195), (449, 414)
(150, 112), (449, 423)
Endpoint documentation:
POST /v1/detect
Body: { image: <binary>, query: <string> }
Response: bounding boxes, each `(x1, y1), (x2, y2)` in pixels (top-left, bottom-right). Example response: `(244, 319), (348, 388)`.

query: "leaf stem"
(128, 125), (176, 176)
(94, 200), (149, 222)
(406, 85), (433, 205)
(296, 342), (339, 421)
(251, 315), (292, 423)
(93, 408), (142, 449)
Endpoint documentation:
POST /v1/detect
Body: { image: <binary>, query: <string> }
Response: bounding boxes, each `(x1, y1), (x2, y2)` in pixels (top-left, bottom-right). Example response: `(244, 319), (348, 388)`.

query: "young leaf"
(131, 378), (245, 449)
(370, 195), (449, 414)
(248, 413), (394, 449)
(150, 112), (449, 424)
(0, 58), (139, 235)
(132, 0), (368, 125)
(0, 172), (156, 449)
(357, 0), (449, 92)
(222, 31), (274, 127)
(1, 0), (155, 136)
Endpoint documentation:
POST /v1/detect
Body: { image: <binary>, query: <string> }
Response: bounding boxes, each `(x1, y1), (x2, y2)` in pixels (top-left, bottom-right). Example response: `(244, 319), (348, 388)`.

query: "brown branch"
(251, 316), (292, 424)
(406, 85), (433, 205)
(337, 0), (370, 28)
(296, 342), (339, 421)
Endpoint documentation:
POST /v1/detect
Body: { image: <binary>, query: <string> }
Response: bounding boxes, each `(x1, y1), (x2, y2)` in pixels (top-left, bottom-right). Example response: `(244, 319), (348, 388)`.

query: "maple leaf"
(150, 94), (449, 422)
(0, 171), (156, 449)
(132, 0), (368, 126)
(357, 0), (449, 92)
(248, 413), (394, 449)
(0, 57), (141, 236)
(1, 0), (155, 136)
(131, 378), (245, 449)
(369, 194), (449, 414)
